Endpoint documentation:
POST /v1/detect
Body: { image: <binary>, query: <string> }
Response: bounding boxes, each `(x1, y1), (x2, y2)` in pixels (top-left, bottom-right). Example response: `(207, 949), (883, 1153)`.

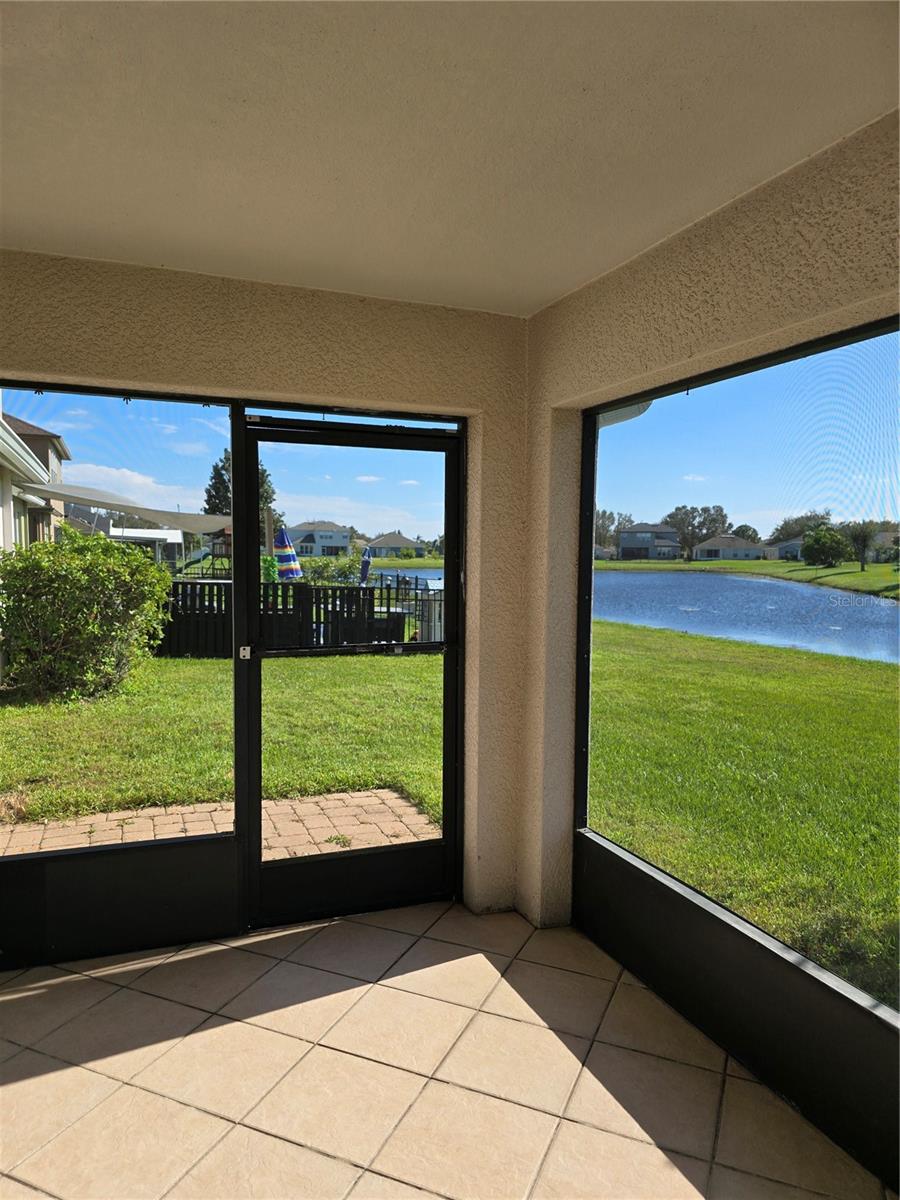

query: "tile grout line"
(704, 1041), (731, 1198)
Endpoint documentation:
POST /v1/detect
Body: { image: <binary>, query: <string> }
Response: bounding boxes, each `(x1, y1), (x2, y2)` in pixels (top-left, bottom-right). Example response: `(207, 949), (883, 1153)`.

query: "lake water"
(594, 570), (899, 663)
(373, 567), (444, 591)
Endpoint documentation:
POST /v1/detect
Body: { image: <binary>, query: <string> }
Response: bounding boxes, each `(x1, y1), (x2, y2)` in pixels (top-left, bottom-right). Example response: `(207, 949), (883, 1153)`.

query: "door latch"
(238, 645), (253, 660)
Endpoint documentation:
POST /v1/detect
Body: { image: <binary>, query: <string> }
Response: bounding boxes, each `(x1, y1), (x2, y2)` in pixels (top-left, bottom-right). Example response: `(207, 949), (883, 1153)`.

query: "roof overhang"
(14, 480), (229, 534)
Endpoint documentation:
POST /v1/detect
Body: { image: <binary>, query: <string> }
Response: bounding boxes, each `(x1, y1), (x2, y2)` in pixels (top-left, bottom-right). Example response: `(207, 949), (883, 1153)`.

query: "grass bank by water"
(594, 557), (898, 599)
(589, 620), (898, 1006)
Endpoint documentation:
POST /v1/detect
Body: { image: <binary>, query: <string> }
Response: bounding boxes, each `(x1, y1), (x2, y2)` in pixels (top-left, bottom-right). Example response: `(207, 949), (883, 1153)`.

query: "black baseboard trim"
(573, 828), (898, 1189)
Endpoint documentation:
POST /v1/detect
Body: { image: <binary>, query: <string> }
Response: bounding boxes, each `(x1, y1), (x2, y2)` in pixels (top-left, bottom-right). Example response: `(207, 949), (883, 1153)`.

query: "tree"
(613, 512), (634, 537)
(594, 508), (616, 549)
(662, 505), (732, 559)
(801, 525), (850, 569)
(732, 524), (760, 543)
(203, 449), (285, 542)
(841, 521), (878, 572)
(769, 509), (832, 544)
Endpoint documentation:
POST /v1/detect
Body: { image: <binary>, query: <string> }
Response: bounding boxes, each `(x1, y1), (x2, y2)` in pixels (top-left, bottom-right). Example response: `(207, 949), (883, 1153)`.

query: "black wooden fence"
(156, 580), (442, 658)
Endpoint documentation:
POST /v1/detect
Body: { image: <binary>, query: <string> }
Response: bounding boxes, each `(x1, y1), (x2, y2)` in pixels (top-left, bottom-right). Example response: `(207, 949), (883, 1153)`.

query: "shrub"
(296, 552), (363, 585)
(0, 527), (172, 700)
(801, 525), (851, 569)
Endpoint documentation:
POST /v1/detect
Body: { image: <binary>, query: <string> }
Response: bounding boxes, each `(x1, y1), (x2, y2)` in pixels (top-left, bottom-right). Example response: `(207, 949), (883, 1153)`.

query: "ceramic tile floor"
(0, 903), (887, 1200)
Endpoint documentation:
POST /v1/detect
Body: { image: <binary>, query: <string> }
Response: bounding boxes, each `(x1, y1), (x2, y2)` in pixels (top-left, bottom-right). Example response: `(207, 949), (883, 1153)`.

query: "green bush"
(296, 552), (363, 585)
(0, 527), (172, 700)
(801, 525), (851, 569)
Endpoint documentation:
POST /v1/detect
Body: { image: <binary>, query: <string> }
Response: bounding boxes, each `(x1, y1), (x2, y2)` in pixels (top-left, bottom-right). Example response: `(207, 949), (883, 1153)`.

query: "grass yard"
(589, 620), (898, 1007)
(594, 557), (899, 599)
(0, 655), (444, 826)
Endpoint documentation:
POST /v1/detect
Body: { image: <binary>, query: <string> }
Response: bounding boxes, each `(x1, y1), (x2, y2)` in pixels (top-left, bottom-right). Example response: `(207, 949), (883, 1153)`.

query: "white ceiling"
(1, 2), (896, 316)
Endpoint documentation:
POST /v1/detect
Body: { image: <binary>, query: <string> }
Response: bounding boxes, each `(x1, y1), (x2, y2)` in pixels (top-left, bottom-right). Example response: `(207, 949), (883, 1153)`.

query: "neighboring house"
(2, 414), (72, 544)
(764, 537), (804, 560)
(288, 521), (352, 556)
(0, 401), (54, 552)
(694, 534), (764, 560)
(616, 523), (680, 560)
(594, 545), (616, 560)
(367, 531), (426, 558)
(109, 525), (184, 569)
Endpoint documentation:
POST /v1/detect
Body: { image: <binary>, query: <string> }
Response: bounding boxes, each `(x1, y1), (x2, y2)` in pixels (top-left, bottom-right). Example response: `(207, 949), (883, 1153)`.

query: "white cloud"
(52, 420), (93, 432)
(323, 474), (332, 481)
(66, 407), (89, 417)
(193, 415), (230, 438)
(682, 474), (708, 482)
(63, 463), (205, 512)
(277, 491), (441, 539)
(355, 475), (382, 483)
(171, 441), (210, 457)
(399, 479), (420, 486)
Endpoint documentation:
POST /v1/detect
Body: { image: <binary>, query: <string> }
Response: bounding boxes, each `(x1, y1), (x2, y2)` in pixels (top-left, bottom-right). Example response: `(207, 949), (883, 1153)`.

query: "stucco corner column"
(514, 403), (584, 927)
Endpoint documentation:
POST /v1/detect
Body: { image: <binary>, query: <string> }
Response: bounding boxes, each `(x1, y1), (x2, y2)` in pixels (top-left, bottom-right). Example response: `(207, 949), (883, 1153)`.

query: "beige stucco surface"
(1, 114), (896, 922)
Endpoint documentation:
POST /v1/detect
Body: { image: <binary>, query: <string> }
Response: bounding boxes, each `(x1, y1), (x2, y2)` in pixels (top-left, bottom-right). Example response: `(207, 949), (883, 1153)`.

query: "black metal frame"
(237, 416), (464, 927)
(571, 315), (900, 1187)
(0, 383), (465, 965)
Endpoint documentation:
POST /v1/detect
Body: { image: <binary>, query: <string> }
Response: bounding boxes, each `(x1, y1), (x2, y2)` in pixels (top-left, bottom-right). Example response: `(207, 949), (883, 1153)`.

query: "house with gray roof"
(368, 530), (426, 558)
(616, 523), (680, 560)
(695, 533), (764, 560)
(287, 521), (351, 557)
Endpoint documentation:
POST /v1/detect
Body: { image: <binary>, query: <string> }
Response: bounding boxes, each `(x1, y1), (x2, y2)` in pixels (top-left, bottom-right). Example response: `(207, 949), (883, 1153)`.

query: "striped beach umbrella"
(273, 527), (302, 580)
(360, 545), (372, 585)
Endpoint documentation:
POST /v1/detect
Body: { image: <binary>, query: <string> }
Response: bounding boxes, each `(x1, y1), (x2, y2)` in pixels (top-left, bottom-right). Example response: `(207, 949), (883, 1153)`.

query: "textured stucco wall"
(0, 250), (529, 914)
(1, 113), (896, 925)
(516, 112), (899, 923)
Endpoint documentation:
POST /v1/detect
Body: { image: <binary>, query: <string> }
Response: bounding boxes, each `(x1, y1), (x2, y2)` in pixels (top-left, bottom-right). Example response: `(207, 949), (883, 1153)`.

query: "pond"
(373, 567), (444, 590)
(593, 570), (899, 663)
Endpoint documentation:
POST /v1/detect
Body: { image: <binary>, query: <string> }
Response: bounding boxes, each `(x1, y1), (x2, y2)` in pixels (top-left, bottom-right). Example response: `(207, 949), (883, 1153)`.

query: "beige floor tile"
(246, 1045), (425, 1166)
(288, 921), (415, 981)
(708, 1164), (825, 1199)
(0, 1176), (49, 1199)
(35, 987), (205, 1080)
(134, 1014), (310, 1119)
(0, 1039), (20, 1063)
(221, 960), (369, 1040)
(348, 902), (452, 936)
(0, 970), (25, 988)
(168, 1124), (359, 1199)
(566, 1042), (722, 1159)
(727, 1056), (758, 1081)
(517, 927), (621, 981)
(381, 937), (509, 1008)
(349, 1173), (444, 1199)
(57, 945), (181, 985)
(620, 970), (647, 988)
(215, 921), (330, 959)
(426, 905), (533, 957)
(0, 1049), (119, 1171)
(532, 1120), (708, 1199)
(436, 1011), (587, 1114)
(374, 1079), (556, 1200)
(14, 1085), (228, 1200)
(482, 958), (615, 1038)
(716, 1077), (881, 1199)
(322, 984), (473, 1074)
(597, 983), (725, 1070)
(0, 967), (117, 1047)
(130, 942), (274, 1011)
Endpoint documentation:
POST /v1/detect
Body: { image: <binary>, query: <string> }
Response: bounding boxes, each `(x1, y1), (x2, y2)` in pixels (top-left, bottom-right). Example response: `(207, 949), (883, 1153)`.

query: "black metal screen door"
(232, 412), (463, 928)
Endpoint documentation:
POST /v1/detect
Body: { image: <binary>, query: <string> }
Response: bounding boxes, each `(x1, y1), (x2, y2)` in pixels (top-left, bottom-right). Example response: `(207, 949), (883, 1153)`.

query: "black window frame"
(572, 315), (900, 1189)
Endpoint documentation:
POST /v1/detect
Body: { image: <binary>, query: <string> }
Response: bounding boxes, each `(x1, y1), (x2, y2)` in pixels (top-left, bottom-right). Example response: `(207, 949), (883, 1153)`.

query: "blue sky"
(596, 331), (898, 539)
(0, 392), (447, 540)
(2, 331), (895, 543)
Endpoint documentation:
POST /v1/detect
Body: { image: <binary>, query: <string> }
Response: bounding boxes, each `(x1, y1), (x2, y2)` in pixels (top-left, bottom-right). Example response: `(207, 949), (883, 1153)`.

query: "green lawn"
(371, 557), (444, 571)
(1, 622), (896, 1006)
(0, 655), (444, 825)
(594, 557), (899, 599)
(589, 620), (898, 1007)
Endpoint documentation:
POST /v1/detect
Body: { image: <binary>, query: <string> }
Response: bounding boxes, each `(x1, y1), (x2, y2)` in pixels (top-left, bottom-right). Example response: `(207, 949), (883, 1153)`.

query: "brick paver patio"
(0, 788), (440, 860)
